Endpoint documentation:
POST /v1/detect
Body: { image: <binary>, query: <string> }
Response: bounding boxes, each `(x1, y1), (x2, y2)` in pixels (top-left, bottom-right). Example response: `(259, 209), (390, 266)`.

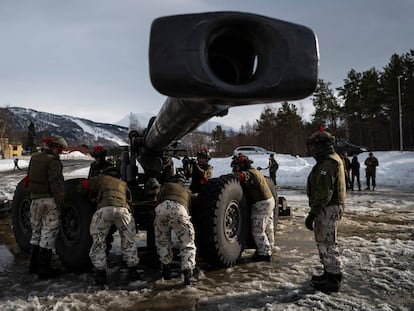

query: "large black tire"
(55, 178), (95, 272)
(11, 180), (32, 253)
(192, 175), (249, 267)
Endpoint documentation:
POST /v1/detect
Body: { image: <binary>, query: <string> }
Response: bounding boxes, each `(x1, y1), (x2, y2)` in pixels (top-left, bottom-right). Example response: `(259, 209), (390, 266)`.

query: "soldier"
(364, 152), (379, 190)
(305, 128), (345, 292)
(264, 153), (279, 186)
(351, 155), (361, 191)
(88, 145), (113, 178)
(81, 166), (140, 285)
(154, 174), (197, 285)
(232, 154), (275, 262)
(189, 148), (213, 193)
(27, 136), (67, 279)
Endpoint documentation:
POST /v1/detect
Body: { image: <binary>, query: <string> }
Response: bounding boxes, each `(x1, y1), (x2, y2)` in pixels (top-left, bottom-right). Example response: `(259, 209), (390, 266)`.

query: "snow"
(0, 150), (413, 310)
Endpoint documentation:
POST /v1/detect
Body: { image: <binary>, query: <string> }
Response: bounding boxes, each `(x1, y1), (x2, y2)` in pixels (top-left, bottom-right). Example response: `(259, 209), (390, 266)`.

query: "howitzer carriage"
(11, 11), (318, 271)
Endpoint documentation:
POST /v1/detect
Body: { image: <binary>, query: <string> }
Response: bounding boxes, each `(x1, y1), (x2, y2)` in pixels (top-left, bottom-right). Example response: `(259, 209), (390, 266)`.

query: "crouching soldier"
(80, 167), (140, 285)
(154, 174), (198, 286)
(28, 136), (67, 279)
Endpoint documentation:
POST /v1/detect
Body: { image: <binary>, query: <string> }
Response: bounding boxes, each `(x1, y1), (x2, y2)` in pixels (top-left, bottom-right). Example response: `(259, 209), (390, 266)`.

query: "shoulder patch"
(320, 170), (327, 176)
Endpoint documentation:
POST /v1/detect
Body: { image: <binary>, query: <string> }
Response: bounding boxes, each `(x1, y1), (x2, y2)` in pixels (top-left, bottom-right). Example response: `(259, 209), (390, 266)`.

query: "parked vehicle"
(233, 146), (272, 156)
(11, 11), (318, 270)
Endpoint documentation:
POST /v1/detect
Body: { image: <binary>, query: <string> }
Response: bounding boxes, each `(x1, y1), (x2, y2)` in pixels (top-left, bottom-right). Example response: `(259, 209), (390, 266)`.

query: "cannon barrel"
(140, 11), (319, 172)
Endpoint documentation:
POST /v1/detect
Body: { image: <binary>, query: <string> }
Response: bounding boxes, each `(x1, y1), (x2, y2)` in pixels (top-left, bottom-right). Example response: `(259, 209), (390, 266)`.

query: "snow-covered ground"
(0, 151), (413, 310)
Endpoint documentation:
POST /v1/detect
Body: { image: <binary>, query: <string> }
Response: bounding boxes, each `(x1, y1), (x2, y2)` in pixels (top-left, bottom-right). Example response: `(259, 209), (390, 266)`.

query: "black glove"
(305, 213), (316, 231)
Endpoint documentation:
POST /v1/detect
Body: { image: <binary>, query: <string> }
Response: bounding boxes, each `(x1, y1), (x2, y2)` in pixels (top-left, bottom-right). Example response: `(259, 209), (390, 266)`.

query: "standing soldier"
(88, 145), (113, 178)
(154, 174), (197, 286)
(189, 148), (213, 193)
(27, 136), (67, 279)
(264, 153), (279, 186)
(350, 155), (361, 191)
(81, 167), (140, 285)
(232, 154), (275, 262)
(364, 152), (379, 190)
(305, 128), (345, 292)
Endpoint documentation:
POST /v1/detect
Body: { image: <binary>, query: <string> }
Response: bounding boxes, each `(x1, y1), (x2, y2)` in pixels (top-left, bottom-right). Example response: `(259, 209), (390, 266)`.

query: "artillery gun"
(11, 12), (318, 270)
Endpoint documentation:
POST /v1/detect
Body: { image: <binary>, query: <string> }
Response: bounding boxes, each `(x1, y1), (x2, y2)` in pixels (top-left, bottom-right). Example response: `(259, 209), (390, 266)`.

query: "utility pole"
(397, 76), (403, 152)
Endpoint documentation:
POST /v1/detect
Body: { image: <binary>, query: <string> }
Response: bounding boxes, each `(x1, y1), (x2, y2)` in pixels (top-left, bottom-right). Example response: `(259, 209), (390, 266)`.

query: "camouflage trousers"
(154, 200), (196, 271)
(89, 206), (139, 270)
(30, 197), (60, 250)
(251, 197), (276, 256)
(314, 204), (344, 274)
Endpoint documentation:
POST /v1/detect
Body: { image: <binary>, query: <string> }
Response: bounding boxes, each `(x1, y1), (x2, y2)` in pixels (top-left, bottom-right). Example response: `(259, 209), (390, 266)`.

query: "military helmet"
(232, 153), (253, 170)
(306, 127), (335, 147)
(196, 148), (211, 161)
(91, 145), (107, 158)
(42, 136), (68, 149)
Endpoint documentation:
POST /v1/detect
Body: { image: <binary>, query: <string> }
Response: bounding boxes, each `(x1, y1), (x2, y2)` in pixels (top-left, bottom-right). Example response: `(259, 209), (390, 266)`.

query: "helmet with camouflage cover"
(91, 145), (107, 158)
(306, 126), (335, 157)
(231, 153), (253, 171)
(196, 148), (211, 161)
(42, 136), (68, 150)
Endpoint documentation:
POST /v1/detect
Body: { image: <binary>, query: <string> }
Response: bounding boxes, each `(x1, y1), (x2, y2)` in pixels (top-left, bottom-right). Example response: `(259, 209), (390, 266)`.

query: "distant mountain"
(115, 112), (235, 133)
(9, 107), (129, 147)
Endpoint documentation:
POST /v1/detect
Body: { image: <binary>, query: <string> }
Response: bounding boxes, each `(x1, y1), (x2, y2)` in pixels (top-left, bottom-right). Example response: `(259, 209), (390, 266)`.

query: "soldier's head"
(232, 153), (253, 171)
(42, 136), (68, 155)
(306, 127), (335, 158)
(196, 148), (211, 164)
(91, 145), (107, 161)
(102, 166), (120, 178)
(145, 177), (160, 200)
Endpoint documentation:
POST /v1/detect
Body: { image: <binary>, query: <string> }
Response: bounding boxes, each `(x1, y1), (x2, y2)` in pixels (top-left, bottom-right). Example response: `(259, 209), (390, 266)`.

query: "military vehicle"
(11, 12), (318, 271)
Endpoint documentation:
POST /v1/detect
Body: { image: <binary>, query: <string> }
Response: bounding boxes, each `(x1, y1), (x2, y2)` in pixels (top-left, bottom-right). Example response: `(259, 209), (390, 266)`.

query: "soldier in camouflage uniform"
(88, 145), (114, 178)
(154, 174), (197, 285)
(305, 128), (346, 292)
(27, 136), (67, 279)
(189, 148), (213, 193)
(81, 167), (140, 285)
(364, 152), (379, 190)
(232, 154), (275, 262)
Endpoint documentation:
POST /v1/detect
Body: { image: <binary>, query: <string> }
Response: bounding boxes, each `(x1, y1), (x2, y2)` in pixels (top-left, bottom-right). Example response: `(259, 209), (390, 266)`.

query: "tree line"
(212, 50), (414, 156)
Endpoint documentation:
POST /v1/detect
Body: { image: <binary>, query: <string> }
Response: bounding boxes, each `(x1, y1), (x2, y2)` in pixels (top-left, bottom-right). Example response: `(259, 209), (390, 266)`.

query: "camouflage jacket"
(307, 151), (346, 216)
(28, 149), (65, 206)
(239, 168), (273, 204)
(190, 163), (213, 193)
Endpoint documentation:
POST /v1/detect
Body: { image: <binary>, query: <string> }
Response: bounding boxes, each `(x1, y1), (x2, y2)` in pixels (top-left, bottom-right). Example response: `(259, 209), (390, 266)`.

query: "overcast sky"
(0, 0), (413, 130)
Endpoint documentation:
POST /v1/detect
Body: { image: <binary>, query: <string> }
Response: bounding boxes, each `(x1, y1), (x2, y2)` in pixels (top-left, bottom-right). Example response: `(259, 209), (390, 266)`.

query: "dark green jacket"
(307, 151), (346, 216)
(240, 168), (273, 204)
(28, 149), (65, 205)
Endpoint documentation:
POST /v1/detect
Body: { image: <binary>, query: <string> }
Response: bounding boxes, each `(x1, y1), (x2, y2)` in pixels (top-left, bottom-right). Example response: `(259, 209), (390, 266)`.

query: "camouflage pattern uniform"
(87, 174), (139, 270)
(189, 162), (213, 193)
(239, 168), (275, 256)
(154, 182), (196, 271)
(29, 148), (65, 249)
(307, 152), (346, 275)
(364, 153), (379, 190)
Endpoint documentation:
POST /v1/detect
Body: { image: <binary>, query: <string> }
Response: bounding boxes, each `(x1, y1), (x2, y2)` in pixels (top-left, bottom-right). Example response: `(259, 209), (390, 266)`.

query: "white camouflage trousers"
(314, 204), (343, 274)
(30, 197), (60, 249)
(154, 200), (196, 271)
(251, 197), (276, 256)
(89, 206), (139, 270)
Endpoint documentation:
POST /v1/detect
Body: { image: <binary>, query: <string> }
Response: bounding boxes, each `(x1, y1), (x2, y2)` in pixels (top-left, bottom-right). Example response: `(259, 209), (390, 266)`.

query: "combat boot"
(161, 263), (172, 280)
(252, 251), (271, 262)
(310, 272), (342, 292)
(311, 270), (327, 282)
(183, 269), (197, 286)
(37, 247), (61, 280)
(28, 244), (40, 274)
(94, 269), (107, 285)
(128, 265), (140, 282)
